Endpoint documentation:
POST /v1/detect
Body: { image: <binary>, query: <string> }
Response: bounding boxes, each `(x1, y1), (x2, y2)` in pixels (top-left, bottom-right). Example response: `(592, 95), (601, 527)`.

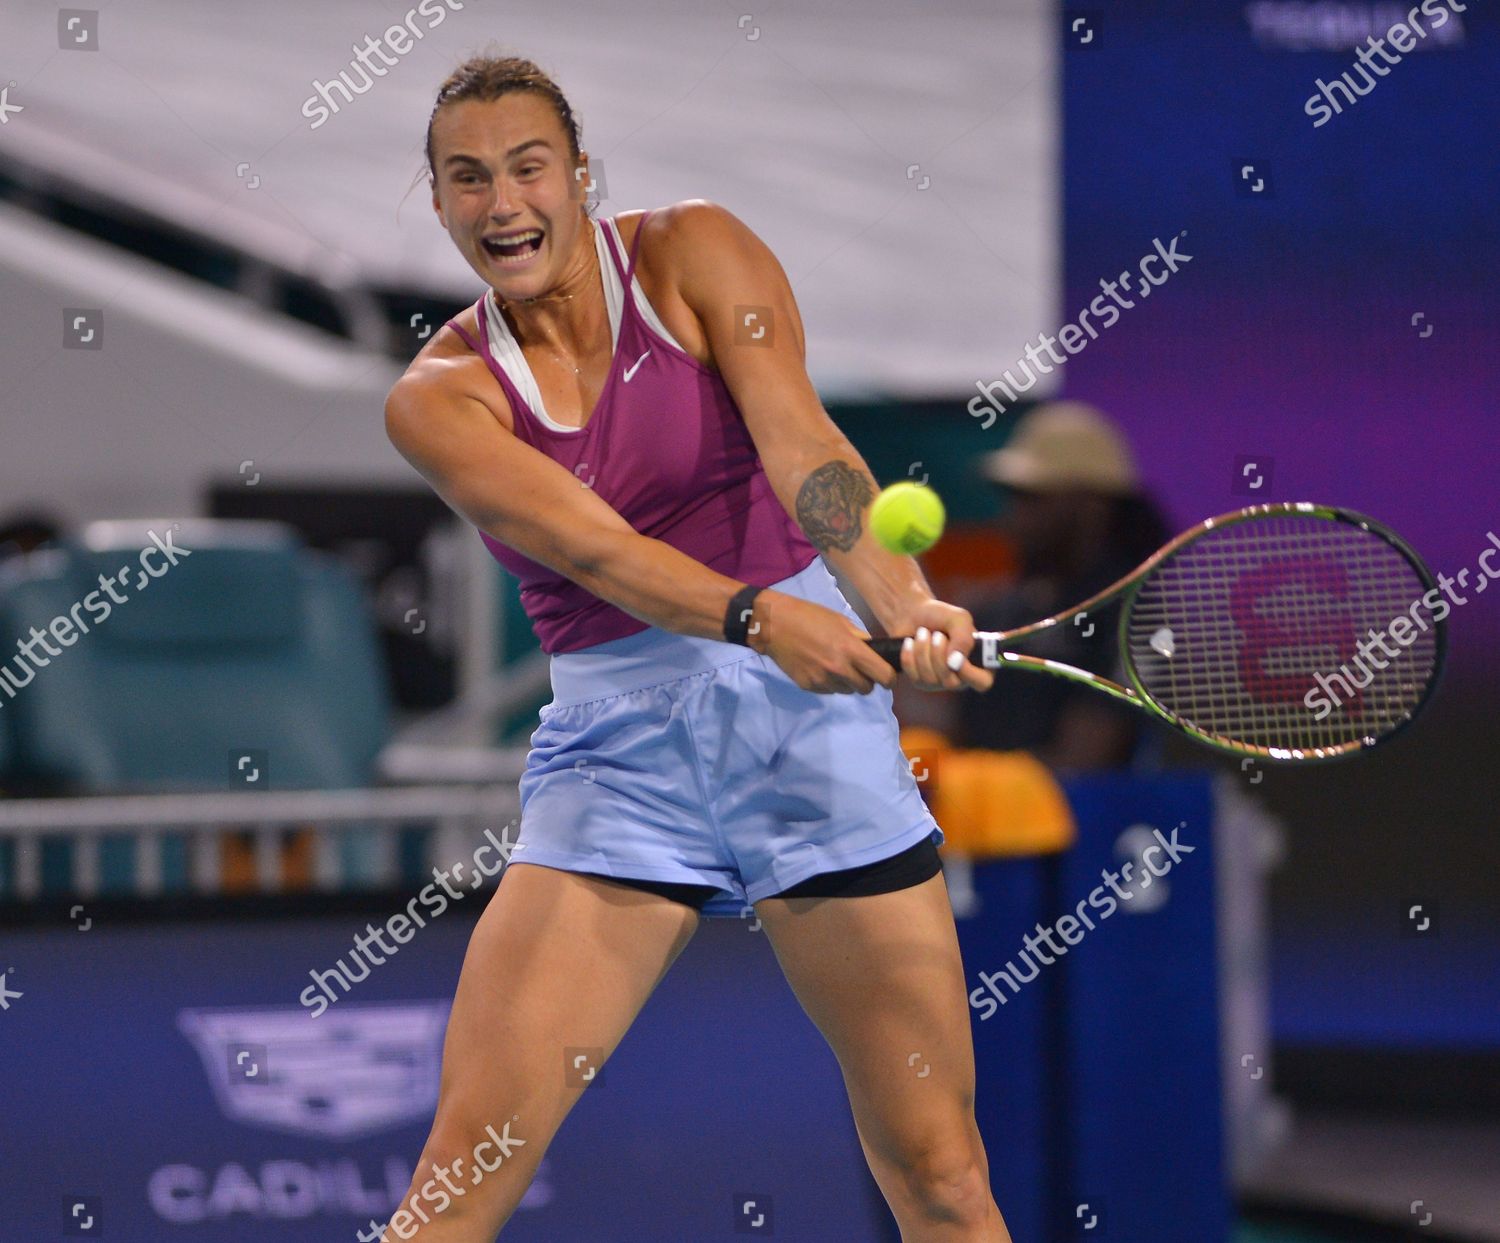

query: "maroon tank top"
(444, 210), (817, 654)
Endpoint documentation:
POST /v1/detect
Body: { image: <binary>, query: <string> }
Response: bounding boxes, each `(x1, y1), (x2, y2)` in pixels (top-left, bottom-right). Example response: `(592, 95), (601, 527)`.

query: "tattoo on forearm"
(796, 460), (874, 553)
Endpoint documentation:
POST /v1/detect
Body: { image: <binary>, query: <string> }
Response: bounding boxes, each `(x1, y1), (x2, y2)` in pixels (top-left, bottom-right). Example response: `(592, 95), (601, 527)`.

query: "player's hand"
(892, 599), (995, 693)
(750, 591), (897, 695)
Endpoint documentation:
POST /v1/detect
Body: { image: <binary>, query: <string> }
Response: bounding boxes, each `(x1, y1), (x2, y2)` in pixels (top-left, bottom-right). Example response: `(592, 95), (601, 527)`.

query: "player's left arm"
(665, 200), (990, 690)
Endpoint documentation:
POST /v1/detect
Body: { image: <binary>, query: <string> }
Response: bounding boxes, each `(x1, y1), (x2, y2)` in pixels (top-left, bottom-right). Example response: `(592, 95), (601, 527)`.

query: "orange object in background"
(220, 828), (317, 892)
(900, 726), (1075, 859)
(915, 521), (1019, 601)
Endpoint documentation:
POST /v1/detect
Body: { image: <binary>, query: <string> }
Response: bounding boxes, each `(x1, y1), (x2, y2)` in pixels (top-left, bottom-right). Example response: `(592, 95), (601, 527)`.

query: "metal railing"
(0, 782), (523, 901)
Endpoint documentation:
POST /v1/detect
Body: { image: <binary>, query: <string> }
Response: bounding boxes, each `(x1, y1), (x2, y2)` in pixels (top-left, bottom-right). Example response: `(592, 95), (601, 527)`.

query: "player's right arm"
(383, 348), (891, 694)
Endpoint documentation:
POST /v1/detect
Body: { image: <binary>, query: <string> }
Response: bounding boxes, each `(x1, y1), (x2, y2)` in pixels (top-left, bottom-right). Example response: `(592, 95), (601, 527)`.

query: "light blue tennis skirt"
(513, 556), (943, 918)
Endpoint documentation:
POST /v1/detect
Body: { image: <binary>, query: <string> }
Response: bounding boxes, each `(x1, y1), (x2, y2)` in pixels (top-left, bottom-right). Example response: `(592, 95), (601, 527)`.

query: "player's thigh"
(754, 874), (978, 1158)
(422, 861), (700, 1176)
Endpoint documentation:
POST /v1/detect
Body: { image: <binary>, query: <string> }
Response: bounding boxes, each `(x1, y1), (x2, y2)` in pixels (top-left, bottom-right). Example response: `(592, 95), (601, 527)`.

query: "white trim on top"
(481, 216), (689, 433)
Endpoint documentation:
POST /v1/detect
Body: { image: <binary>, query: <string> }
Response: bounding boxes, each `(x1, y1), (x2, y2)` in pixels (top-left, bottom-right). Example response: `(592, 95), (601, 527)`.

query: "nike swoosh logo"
(622, 349), (651, 382)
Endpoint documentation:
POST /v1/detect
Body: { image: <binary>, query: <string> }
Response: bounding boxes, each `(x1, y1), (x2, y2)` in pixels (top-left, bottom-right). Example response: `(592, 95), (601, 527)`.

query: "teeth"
(484, 230), (542, 264)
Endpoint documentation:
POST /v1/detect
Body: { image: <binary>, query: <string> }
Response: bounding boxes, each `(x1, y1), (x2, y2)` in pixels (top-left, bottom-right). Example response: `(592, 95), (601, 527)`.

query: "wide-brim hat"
(978, 401), (1140, 496)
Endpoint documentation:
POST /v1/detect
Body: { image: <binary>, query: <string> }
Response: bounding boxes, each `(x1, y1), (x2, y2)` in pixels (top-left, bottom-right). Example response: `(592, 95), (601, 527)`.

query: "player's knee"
(395, 1115), (535, 1227)
(895, 1136), (990, 1225)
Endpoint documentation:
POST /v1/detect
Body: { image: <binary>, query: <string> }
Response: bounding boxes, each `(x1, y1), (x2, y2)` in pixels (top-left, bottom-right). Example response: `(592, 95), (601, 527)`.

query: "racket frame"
(957, 502), (1445, 763)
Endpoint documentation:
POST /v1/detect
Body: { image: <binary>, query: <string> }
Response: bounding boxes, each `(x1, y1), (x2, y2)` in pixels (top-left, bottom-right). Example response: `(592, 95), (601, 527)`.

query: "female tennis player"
(380, 55), (1011, 1242)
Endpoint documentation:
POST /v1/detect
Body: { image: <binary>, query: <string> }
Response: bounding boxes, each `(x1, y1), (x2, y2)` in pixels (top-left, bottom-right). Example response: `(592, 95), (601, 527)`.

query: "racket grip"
(866, 636), (906, 671)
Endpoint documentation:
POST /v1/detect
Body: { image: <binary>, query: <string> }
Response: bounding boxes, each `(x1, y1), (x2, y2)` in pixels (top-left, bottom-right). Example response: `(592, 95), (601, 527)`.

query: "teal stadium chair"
(0, 681), (13, 892)
(0, 519), (392, 892)
(0, 679), (12, 779)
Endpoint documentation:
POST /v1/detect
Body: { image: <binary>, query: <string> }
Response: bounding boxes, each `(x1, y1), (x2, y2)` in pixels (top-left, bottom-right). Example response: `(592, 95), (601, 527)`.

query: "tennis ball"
(870, 482), (946, 555)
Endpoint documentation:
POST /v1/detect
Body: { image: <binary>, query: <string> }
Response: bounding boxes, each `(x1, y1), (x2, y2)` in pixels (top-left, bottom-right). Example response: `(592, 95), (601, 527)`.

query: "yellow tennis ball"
(870, 482), (946, 555)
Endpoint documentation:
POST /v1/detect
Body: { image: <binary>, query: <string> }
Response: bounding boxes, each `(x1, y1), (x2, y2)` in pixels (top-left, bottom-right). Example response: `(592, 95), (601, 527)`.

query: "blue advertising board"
(959, 773), (1227, 1241)
(1, 772), (1223, 1241)
(0, 907), (894, 1241)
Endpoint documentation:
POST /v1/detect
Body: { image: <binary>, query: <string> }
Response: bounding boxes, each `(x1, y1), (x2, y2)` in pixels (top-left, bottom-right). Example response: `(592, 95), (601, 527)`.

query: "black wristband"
(723, 585), (765, 646)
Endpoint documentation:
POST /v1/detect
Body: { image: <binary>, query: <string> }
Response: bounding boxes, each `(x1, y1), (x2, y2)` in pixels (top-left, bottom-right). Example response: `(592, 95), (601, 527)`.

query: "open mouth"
(481, 230), (544, 264)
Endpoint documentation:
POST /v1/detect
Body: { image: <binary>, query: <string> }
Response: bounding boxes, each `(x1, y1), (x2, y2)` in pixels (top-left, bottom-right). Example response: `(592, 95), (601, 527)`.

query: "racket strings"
(1125, 514), (1439, 755)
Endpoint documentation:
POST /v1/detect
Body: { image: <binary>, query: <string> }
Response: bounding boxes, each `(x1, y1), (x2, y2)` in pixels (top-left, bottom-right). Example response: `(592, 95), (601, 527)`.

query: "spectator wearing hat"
(901, 402), (1170, 772)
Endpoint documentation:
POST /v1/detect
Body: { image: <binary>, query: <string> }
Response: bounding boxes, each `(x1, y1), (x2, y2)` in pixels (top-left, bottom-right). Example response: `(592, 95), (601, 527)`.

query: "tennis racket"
(868, 502), (1446, 762)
